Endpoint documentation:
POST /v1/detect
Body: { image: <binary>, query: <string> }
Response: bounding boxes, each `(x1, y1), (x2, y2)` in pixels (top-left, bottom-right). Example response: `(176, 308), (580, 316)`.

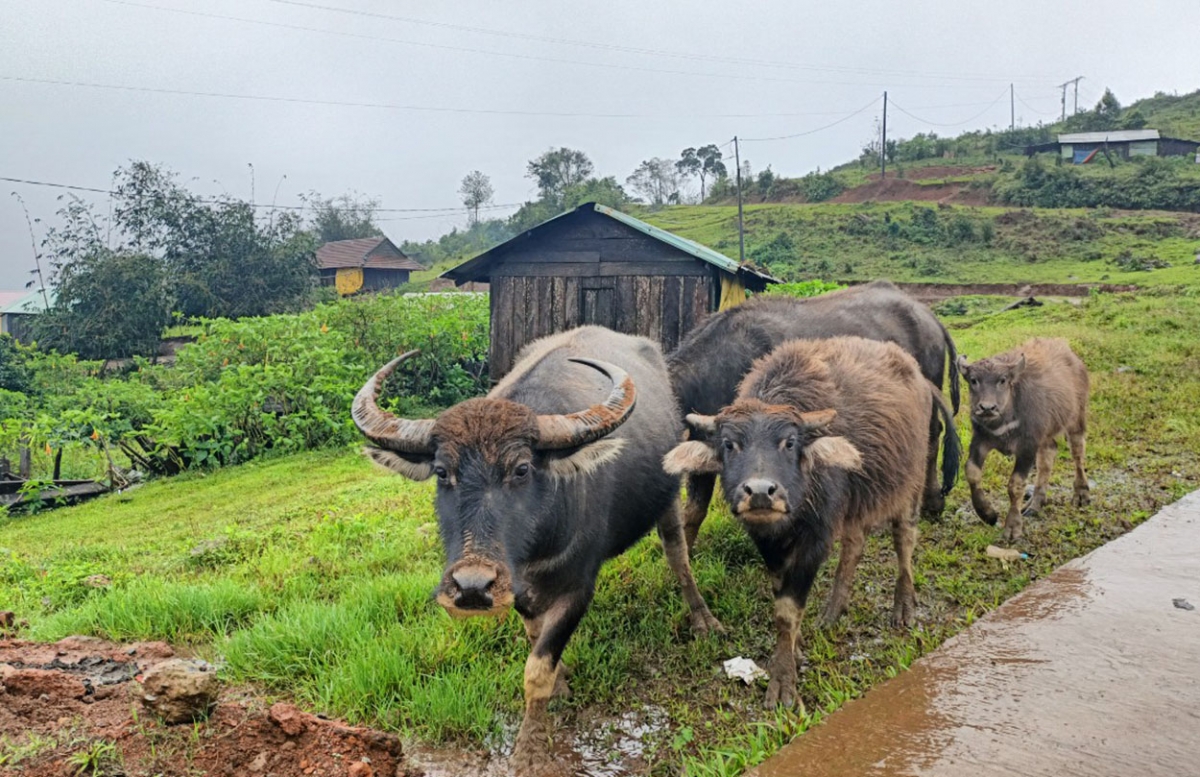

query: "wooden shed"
(442, 202), (778, 378)
(315, 236), (424, 295)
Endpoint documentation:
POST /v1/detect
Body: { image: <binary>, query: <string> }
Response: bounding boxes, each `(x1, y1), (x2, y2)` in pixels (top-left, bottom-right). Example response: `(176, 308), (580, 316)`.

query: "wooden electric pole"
(1057, 76), (1084, 120)
(881, 91), (888, 180)
(734, 136), (745, 264)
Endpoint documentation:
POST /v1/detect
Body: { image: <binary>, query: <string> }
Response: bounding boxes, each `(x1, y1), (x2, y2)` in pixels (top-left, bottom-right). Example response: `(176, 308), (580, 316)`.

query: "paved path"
(750, 490), (1200, 777)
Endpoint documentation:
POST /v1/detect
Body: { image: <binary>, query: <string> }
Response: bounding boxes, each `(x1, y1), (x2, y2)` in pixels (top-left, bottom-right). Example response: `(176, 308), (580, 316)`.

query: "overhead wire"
(739, 96), (882, 142)
(888, 88), (1009, 127)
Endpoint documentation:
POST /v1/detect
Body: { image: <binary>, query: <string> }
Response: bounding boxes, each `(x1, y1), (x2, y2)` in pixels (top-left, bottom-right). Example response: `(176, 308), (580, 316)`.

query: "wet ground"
(748, 489), (1200, 777)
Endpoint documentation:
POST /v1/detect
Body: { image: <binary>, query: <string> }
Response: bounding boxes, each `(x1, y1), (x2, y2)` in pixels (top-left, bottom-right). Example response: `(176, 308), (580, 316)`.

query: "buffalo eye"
(784, 437), (797, 451)
(434, 465), (449, 484)
(722, 439), (736, 452)
(513, 463), (531, 479)
(999, 378), (1007, 386)
(970, 378), (979, 387)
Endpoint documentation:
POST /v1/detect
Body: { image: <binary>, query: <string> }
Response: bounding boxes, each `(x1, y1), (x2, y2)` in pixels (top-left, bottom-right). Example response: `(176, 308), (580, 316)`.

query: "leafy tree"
(1094, 89), (1123, 130)
(1120, 108), (1148, 130)
(677, 145), (727, 200)
(626, 158), (682, 205)
(526, 148), (594, 207)
(458, 171), (494, 225)
(0, 335), (32, 393)
(301, 191), (381, 243)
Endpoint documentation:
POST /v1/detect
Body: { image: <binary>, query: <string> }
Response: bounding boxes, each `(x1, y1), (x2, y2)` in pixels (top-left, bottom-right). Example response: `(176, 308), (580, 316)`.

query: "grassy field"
(639, 202), (1200, 287)
(2, 288), (1198, 774)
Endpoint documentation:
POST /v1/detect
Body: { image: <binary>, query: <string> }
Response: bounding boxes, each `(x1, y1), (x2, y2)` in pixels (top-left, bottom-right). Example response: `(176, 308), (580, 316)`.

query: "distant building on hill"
(0, 288), (54, 343)
(315, 236), (424, 295)
(1025, 129), (1200, 164)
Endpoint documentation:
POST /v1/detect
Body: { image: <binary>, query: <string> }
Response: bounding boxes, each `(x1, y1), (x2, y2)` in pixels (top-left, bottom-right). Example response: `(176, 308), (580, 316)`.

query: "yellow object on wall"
(335, 267), (364, 296)
(718, 275), (747, 310)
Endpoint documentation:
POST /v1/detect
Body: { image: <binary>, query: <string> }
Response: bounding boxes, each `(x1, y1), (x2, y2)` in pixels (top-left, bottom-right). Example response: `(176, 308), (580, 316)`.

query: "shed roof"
(1058, 129), (1160, 144)
(443, 202), (780, 285)
(0, 287), (55, 315)
(315, 237), (423, 271)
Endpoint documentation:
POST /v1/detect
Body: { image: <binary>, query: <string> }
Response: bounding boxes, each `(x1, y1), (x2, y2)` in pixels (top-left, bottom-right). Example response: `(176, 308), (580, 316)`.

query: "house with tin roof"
(315, 236), (424, 295)
(1025, 129), (1200, 164)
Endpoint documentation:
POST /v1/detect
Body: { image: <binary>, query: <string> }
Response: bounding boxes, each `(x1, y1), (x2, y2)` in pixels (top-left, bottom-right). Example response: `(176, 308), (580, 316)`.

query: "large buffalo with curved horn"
(353, 326), (720, 775)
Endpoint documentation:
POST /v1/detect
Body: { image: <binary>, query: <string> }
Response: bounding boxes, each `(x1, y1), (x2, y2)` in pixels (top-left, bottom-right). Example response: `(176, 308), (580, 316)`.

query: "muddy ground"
(0, 637), (410, 777)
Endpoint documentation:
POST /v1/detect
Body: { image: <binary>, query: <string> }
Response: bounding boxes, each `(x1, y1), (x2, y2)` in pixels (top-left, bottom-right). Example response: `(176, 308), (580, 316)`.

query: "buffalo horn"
(535, 358), (636, 450)
(352, 350), (436, 454)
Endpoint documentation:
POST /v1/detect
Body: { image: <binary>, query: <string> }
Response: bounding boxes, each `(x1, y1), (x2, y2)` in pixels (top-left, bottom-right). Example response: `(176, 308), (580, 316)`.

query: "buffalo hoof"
(892, 594), (917, 629)
(1001, 523), (1024, 544)
(1072, 488), (1091, 508)
(512, 726), (554, 777)
(920, 494), (945, 521)
(1021, 499), (1044, 518)
(552, 664), (572, 700)
(976, 507), (999, 526)
(763, 651), (800, 709)
(818, 601), (847, 628)
(690, 608), (726, 637)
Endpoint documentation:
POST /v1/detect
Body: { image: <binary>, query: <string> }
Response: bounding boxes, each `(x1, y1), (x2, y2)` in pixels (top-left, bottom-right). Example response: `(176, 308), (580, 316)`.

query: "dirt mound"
(0, 637), (412, 777)
(834, 178), (990, 206)
(864, 165), (996, 182)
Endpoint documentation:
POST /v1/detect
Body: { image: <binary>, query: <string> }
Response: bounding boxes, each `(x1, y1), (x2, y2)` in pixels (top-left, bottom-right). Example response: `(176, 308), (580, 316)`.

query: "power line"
(888, 88), (1009, 127)
(739, 96), (882, 142)
(88, 0), (1042, 92)
(2, 74), (892, 120)
(0, 175), (522, 213)
(253, 0), (1059, 84)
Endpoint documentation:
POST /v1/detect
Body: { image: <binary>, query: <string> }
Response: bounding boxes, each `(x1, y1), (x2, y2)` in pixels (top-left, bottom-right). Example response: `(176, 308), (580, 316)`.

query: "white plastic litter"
(723, 656), (767, 684)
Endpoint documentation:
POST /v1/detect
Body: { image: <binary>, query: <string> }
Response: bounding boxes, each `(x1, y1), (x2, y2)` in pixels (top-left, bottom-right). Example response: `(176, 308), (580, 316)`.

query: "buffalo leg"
(657, 501), (724, 635)
(764, 560), (821, 710)
(821, 522), (866, 626)
(512, 594), (590, 777)
(522, 615), (570, 699)
(1002, 450), (1037, 543)
(682, 472), (716, 552)
(1025, 442), (1057, 516)
(891, 509), (919, 628)
(966, 440), (998, 526)
(1068, 429), (1090, 507)
(921, 408), (945, 519)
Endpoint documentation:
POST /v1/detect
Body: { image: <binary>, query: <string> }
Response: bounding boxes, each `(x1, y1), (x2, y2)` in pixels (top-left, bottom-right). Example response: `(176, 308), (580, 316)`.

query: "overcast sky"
(2, 0), (1198, 290)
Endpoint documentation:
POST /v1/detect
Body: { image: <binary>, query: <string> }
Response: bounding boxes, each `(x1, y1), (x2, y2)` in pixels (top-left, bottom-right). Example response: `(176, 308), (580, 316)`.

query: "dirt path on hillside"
(833, 178), (991, 206)
(0, 637), (411, 777)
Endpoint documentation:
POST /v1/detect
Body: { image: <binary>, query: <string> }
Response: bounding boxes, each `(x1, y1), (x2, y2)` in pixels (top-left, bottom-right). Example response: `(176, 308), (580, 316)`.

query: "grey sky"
(2, 0), (1197, 290)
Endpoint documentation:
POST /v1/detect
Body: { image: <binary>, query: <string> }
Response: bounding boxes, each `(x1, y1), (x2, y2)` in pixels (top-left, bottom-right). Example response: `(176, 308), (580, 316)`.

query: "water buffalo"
(668, 280), (960, 546)
(664, 336), (960, 708)
(959, 337), (1090, 542)
(353, 326), (721, 775)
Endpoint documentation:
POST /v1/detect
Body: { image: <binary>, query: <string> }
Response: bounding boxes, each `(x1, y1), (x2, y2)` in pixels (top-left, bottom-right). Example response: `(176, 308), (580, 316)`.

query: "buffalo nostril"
(451, 567), (497, 594)
(743, 478), (778, 497)
(767, 484), (776, 496)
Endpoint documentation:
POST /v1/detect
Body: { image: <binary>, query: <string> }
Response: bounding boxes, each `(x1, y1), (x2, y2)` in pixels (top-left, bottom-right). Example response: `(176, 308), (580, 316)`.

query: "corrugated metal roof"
(0, 287), (55, 315)
(315, 237), (424, 271)
(1058, 130), (1160, 144)
(443, 202), (779, 285)
(0, 291), (27, 309)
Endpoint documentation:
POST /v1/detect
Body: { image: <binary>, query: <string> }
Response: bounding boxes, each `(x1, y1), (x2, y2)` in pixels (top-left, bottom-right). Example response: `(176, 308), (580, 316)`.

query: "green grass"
(2, 292), (1199, 774)
(640, 202), (1200, 286)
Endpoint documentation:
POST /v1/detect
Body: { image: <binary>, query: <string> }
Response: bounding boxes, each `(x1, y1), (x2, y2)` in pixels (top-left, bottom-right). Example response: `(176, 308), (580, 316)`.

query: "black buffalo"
(668, 280), (960, 545)
(353, 326), (720, 776)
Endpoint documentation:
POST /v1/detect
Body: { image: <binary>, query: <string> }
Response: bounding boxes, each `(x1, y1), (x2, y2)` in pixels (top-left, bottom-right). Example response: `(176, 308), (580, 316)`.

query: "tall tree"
(626, 158), (682, 205)
(676, 145), (727, 200)
(302, 191), (381, 243)
(526, 148), (594, 208)
(458, 171), (494, 225)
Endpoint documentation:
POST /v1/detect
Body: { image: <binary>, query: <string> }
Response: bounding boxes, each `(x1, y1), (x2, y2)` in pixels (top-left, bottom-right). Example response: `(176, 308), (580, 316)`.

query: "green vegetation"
(640, 202), (1200, 285)
(3, 290), (1197, 774)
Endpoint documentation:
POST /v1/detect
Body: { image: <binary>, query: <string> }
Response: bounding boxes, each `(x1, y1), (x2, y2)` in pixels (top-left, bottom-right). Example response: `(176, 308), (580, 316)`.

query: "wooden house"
(0, 288), (53, 344)
(442, 202), (778, 378)
(316, 237), (424, 295)
(1025, 129), (1200, 163)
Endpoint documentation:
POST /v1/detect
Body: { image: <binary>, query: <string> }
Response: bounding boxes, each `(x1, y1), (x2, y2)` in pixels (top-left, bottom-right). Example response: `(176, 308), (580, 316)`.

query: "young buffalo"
(664, 337), (960, 708)
(959, 337), (1090, 542)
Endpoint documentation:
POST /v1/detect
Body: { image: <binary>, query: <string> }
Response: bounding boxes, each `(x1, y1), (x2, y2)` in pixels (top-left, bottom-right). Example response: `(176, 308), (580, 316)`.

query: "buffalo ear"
(798, 408), (837, 434)
(1010, 354), (1027, 383)
(803, 436), (863, 471)
(663, 440), (721, 476)
(544, 438), (625, 479)
(957, 354), (971, 378)
(683, 413), (718, 437)
(364, 447), (435, 481)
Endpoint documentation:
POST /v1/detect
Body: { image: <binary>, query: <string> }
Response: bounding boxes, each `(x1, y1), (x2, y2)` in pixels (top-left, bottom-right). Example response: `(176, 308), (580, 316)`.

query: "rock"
(84, 574), (112, 588)
(349, 762), (374, 777)
(248, 752), (269, 772)
(269, 701), (309, 737)
(1173, 598), (1195, 611)
(139, 658), (219, 724)
(0, 611), (14, 628)
(2, 668), (87, 699)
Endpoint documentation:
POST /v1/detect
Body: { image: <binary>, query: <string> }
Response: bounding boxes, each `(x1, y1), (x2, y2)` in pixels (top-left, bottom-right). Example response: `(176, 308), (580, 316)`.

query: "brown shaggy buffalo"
(959, 337), (1090, 542)
(668, 280), (961, 549)
(353, 326), (720, 775)
(664, 336), (960, 708)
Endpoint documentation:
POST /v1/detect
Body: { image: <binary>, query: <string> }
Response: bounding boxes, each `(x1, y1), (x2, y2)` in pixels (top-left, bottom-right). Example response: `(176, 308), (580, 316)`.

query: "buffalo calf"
(354, 327), (720, 775)
(665, 337), (960, 708)
(959, 337), (1090, 542)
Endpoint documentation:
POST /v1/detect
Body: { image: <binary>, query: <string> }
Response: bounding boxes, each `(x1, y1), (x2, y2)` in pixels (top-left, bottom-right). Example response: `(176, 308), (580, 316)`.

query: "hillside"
(639, 202), (1200, 286)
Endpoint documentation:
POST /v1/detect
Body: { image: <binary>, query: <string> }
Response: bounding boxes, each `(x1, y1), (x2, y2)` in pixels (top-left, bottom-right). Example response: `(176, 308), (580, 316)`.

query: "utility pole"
(1010, 83), (1015, 131)
(734, 136), (745, 264)
(1057, 76), (1084, 120)
(881, 91), (888, 180)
